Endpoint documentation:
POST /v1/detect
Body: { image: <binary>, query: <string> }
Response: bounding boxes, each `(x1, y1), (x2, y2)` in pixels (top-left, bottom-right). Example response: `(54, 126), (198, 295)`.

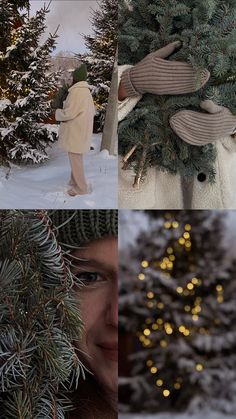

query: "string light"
(196, 363), (204, 372)
(156, 379), (163, 387)
(160, 340), (168, 348)
(163, 389), (170, 397)
(143, 328), (151, 336)
(136, 213), (208, 401)
(141, 260), (149, 268)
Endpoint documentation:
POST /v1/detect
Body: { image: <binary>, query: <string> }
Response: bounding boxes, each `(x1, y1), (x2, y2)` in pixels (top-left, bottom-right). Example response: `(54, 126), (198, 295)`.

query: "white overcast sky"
(29, 0), (99, 54)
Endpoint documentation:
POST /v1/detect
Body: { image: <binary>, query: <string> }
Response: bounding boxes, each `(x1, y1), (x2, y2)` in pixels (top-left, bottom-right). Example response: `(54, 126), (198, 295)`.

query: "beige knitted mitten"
(121, 41), (210, 96)
(170, 100), (236, 146)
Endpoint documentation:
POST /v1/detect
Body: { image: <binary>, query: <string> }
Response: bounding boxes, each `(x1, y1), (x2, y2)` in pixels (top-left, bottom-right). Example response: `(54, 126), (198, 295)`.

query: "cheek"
(78, 290), (105, 350)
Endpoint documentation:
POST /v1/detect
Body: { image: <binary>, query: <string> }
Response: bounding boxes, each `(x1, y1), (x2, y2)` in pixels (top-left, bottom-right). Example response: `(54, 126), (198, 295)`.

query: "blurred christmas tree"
(78, 0), (117, 132)
(119, 0), (236, 186)
(119, 210), (236, 414)
(0, 210), (84, 418)
(0, 0), (59, 166)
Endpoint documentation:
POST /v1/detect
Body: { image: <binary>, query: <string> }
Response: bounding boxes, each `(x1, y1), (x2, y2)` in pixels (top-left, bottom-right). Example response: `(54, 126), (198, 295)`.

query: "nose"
(105, 279), (118, 328)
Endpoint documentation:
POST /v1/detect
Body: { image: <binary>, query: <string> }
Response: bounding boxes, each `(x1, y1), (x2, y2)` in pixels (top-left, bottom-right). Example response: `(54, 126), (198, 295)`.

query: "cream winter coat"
(118, 65), (236, 209)
(56, 81), (95, 154)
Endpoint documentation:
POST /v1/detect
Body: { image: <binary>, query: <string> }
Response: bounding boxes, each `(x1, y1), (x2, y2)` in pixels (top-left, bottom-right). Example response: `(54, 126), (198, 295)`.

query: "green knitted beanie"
(72, 64), (87, 83)
(50, 210), (118, 248)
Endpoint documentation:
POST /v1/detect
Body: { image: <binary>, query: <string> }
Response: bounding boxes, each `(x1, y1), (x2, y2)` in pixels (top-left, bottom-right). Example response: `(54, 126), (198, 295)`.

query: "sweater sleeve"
(118, 65), (142, 122)
(55, 89), (81, 122)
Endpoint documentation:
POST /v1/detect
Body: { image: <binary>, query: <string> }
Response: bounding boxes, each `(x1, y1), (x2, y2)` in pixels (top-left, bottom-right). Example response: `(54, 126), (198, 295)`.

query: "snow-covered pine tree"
(119, 0), (236, 186)
(0, 210), (85, 418)
(119, 210), (236, 414)
(0, 0), (59, 166)
(78, 0), (117, 132)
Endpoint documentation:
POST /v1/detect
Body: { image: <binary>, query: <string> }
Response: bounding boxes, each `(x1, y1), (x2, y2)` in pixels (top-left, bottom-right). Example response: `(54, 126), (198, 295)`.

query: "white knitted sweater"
(118, 65), (236, 209)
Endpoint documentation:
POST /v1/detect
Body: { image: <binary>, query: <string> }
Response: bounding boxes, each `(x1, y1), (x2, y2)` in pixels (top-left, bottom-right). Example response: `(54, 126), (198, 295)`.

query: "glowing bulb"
(143, 329), (151, 336)
(183, 232), (190, 239)
(146, 360), (153, 367)
(167, 247), (173, 254)
(164, 222), (171, 229)
(216, 284), (223, 292)
(179, 326), (185, 333)
(185, 224), (191, 231)
(179, 237), (185, 245)
(187, 283), (194, 290)
(196, 363), (204, 372)
(156, 379), (163, 387)
(191, 277), (199, 285)
(174, 382), (181, 390)
(185, 240), (192, 248)
(150, 367), (158, 374)
(172, 221), (179, 228)
(138, 273), (145, 281)
(160, 262), (167, 270)
(147, 292), (154, 299)
(163, 389), (170, 397)
(217, 295), (224, 303)
(141, 260), (149, 268)
(176, 286), (183, 294)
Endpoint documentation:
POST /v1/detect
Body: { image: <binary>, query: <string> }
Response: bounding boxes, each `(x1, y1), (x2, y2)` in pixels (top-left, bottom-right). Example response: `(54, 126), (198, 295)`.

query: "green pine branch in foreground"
(0, 211), (85, 419)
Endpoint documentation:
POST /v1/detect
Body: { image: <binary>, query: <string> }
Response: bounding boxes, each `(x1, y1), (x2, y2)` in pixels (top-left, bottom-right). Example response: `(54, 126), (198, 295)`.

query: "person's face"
(72, 236), (118, 394)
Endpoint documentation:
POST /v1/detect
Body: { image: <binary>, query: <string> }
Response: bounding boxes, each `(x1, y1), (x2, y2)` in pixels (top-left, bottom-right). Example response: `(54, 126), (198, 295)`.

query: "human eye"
(74, 271), (104, 285)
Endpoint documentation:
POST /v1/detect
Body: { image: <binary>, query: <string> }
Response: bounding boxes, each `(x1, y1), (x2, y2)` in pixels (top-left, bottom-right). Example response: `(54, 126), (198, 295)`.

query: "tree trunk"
(100, 49), (118, 155)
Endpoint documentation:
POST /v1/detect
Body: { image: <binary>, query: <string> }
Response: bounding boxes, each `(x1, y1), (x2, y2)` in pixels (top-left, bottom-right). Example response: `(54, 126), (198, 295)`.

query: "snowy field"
(0, 133), (117, 209)
(119, 412), (236, 419)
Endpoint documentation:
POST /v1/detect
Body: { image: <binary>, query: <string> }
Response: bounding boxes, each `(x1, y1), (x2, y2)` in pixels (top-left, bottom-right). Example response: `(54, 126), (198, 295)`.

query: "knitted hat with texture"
(72, 64), (87, 83)
(50, 210), (118, 248)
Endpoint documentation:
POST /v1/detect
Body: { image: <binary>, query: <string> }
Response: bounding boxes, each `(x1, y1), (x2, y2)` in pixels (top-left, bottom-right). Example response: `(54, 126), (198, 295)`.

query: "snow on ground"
(0, 133), (117, 209)
(119, 412), (235, 419)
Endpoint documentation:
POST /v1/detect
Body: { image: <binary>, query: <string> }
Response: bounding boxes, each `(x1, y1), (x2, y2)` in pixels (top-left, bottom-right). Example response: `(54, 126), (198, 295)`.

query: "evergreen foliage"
(0, 1), (59, 166)
(119, 211), (236, 414)
(78, 0), (117, 132)
(0, 210), (85, 418)
(119, 0), (236, 185)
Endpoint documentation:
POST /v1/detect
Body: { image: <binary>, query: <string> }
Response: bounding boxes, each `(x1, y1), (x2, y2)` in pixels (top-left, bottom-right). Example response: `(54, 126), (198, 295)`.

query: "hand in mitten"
(120, 41), (210, 97)
(170, 100), (236, 146)
(51, 84), (69, 110)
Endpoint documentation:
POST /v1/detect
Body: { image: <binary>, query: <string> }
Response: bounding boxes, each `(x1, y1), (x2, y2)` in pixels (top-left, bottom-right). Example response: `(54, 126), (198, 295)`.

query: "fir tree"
(0, 1), (59, 166)
(119, 0), (236, 186)
(119, 210), (236, 414)
(78, 0), (117, 132)
(0, 210), (85, 419)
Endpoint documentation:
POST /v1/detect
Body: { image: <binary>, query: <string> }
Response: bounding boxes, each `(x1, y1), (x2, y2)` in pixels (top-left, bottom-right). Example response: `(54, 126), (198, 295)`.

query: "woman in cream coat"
(118, 51), (236, 210)
(56, 64), (95, 196)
